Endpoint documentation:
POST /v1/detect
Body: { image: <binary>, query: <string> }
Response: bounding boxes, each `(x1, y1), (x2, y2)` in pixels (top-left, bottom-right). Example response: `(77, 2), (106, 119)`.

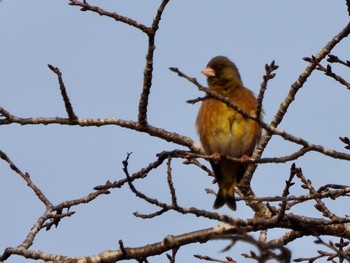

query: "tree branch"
(48, 64), (78, 121)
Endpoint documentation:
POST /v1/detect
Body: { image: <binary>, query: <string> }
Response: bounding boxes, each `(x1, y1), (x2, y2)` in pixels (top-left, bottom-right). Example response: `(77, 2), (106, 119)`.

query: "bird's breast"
(196, 98), (259, 157)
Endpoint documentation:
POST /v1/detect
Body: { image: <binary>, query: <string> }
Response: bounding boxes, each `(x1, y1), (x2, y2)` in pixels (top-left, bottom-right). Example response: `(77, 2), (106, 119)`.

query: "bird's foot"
(240, 154), (253, 164)
(209, 152), (222, 164)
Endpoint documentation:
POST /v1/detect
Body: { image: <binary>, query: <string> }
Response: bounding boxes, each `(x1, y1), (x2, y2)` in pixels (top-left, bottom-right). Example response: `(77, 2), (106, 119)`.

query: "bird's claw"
(209, 152), (222, 164)
(240, 154), (253, 164)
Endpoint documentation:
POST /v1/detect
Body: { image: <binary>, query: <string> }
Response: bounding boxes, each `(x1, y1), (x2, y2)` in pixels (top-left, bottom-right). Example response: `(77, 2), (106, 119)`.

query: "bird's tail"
(213, 185), (236, 210)
(212, 160), (247, 211)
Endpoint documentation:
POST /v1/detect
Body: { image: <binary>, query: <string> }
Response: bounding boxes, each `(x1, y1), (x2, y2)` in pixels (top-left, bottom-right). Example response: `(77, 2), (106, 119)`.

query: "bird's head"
(202, 56), (242, 87)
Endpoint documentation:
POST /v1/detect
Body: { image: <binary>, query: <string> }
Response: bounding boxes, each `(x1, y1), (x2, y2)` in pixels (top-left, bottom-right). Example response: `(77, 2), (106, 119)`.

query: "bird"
(196, 56), (261, 210)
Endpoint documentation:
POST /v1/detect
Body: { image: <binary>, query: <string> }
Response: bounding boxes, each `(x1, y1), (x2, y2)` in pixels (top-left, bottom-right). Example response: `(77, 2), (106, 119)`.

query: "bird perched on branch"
(196, 56), (261, 210)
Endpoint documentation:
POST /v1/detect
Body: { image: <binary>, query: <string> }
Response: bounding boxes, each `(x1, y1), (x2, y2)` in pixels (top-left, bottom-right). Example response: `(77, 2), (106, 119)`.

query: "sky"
(1, 1), (350, 262)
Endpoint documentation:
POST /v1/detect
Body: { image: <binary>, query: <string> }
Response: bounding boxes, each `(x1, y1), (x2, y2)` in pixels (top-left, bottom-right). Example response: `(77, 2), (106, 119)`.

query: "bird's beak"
(201, 67), (215, 77)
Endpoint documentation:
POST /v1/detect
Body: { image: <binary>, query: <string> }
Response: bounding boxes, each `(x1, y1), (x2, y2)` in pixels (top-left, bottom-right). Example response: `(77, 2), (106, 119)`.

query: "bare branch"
(339, 136), (350, 150)
(68, 0), (150, 33)
(169, 67), (260, 122)
(0, 150), (52, 208)
(0, 116), (200, 152)
(167, 157), (178, 206)
(295, 167), (338, 220)
(303, 56), (350, 90)
(0, 106), (11, 119)
(48, 64), (78, 121)
(294, 236), (350, 262)
(194, 254), (235, 262)
(327, 54), (350, 67)
(68, 0), (170, 128)
(137, 0), (170, 127)
(276, 163), (297, 221)
(256, 60), (279, 119)
(346, 0), (350, 17)
(242, 20), (350, 201)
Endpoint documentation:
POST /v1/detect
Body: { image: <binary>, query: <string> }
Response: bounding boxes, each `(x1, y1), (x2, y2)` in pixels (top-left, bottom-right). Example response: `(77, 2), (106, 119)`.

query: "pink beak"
(201, 67), (215, 77)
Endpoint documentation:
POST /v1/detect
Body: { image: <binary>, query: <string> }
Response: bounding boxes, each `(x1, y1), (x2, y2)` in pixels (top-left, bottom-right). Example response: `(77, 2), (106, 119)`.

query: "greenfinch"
(196, 56), (261, 210)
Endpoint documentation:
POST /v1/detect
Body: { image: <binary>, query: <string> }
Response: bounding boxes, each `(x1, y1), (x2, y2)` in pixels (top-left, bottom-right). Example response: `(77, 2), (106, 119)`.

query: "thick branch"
(137, 0), (170, 127)
(0, 114), (200, 152)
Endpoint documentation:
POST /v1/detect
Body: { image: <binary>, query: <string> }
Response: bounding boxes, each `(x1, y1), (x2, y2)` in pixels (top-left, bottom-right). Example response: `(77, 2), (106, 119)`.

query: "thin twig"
(327, 54), (350, 68)
(134, 208), (169, 219)
(276, 163), (297, 221)
(43, 211), (76, 230)
(48, 65), (78, 121)
(0, 150), (52, 208)
(122, 153), (170, 210)
(68, 0), (150, 33)
(169, 67), (260, 121)
(303, 56), (350, 90)
(256, 60), (279, 118)
(167, 157), (177, 206)
(339, 136), (350, 150)
(295, 167), (338, 221)
(0, 106), (11, 119)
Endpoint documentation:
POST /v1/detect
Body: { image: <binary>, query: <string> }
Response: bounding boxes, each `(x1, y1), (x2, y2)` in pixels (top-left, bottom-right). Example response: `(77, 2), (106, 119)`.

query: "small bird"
(196, 56), (261, 210)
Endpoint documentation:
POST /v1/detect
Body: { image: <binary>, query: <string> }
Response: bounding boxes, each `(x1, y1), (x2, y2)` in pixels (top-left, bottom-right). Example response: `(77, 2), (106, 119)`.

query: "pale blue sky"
(1, 1), (350, 262)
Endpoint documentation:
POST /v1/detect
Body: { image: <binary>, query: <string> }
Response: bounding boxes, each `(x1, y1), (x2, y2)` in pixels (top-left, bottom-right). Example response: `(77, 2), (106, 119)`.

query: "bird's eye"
(215, 65), (222, 71)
